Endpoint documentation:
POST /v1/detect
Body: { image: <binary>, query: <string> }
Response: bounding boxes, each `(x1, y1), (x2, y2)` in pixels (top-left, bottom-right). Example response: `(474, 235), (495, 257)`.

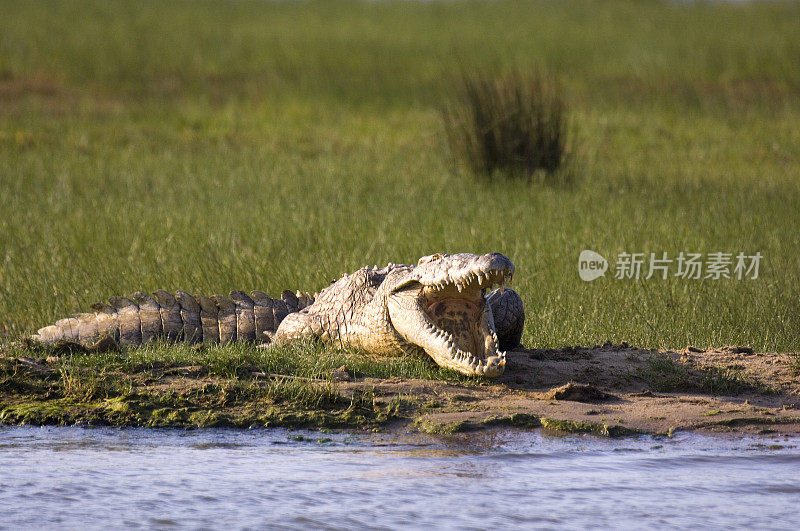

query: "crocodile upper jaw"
(388, 258), (512, 377)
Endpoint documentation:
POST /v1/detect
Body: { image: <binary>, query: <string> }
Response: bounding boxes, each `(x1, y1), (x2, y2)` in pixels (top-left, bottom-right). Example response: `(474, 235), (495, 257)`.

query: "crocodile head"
(385, 252), (514, 377)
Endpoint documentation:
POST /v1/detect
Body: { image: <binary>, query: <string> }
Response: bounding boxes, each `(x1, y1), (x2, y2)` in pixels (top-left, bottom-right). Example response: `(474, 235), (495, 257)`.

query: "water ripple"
(1, 427), (799, 529)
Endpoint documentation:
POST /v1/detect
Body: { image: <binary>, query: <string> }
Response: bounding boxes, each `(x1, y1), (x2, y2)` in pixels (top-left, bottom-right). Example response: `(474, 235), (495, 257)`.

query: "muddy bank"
(2, 344), (798, 436)
(396, 344), (800, 436)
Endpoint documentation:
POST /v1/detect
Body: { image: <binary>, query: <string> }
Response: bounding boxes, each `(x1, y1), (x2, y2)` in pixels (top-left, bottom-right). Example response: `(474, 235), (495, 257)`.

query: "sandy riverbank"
(2, 344), (798, 436)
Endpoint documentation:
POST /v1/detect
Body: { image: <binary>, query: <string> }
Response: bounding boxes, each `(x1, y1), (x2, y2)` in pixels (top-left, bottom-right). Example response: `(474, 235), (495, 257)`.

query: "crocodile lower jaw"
(415, 274), (509, 376)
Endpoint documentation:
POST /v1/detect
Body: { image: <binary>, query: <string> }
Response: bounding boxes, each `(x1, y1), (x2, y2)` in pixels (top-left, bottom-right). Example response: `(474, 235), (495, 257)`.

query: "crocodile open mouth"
(418, 267), (511, 376)
(386, 252), (515, 377)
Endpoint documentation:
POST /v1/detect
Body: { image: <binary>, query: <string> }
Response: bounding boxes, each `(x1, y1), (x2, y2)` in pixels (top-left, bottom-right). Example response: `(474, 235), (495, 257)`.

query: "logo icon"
(578, 250), (608, 282)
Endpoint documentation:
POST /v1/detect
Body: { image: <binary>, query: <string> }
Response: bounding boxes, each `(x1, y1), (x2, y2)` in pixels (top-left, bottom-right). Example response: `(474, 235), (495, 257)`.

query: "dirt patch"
(345, 345), (800, 436)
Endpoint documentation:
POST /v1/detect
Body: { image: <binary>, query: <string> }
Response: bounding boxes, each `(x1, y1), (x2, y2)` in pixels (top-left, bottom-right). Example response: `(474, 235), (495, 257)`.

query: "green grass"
(1, 0), (799, 358)
(23, 340), (464, 382)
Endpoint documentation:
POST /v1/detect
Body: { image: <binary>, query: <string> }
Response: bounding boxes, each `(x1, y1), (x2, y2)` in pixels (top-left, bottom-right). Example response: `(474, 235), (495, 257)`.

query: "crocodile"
(31, 252), (524, 377)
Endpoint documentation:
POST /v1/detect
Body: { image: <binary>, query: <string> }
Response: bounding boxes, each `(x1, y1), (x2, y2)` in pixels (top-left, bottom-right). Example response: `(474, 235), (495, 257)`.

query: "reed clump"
(444, 70), (568, 181)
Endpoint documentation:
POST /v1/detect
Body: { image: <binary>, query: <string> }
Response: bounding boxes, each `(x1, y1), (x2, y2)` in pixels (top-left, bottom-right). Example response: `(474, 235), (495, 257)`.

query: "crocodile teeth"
(484, 355), (504, 366)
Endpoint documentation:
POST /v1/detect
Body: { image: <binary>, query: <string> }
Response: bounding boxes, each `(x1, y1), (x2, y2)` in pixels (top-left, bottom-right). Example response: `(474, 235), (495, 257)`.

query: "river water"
(0, 426), (798, 529)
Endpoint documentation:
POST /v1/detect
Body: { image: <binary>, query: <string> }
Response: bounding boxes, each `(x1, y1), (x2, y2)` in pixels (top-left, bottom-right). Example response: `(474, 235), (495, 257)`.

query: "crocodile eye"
(418, 253), (447, 265)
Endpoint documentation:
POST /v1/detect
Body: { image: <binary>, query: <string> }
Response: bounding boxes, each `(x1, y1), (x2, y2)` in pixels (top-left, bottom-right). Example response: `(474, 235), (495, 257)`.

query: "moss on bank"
(414, 413), (542, 435)
(0, 348), (413, 430)
(540, 417), (642, 438)
(0, 392), (395, 430)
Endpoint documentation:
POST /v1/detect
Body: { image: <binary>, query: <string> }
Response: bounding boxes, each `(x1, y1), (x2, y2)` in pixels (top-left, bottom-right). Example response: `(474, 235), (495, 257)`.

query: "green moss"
(541, 417), (642, 437)
(0, 349), (416, 430)
(414, 413), (542, 434)
(103, 396), (130, 413)
(414, 418), (469, 435)
(187, 410), (223, 428)
(0, 373), (401, 430)
(483, 413), (542, 429)
(0, 399), (101, 426)
(417, 414), (638, 437)
(704, 416), (800, 428)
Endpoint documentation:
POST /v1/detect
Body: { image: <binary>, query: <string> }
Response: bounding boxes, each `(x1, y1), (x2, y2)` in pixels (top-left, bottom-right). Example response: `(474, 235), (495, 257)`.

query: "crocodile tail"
(31, 289), (314, 349)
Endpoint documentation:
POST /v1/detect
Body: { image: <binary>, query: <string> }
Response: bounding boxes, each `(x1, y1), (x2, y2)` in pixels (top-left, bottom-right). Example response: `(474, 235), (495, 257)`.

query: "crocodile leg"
(109, 296), (142, 347)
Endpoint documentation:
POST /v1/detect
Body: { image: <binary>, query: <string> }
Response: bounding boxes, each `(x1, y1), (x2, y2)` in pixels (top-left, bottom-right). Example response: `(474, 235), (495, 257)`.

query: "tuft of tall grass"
(443, 70), (568, 181)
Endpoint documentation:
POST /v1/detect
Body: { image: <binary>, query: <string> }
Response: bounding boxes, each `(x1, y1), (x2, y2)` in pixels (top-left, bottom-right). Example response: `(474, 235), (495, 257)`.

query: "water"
(1, 427), (798, 530)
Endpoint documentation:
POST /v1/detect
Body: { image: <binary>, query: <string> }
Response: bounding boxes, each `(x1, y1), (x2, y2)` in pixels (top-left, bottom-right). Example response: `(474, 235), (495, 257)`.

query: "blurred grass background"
(1, 0), (798, 351)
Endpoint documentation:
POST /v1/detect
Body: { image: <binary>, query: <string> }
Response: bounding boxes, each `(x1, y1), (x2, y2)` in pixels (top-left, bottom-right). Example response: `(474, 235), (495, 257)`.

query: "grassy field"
(1, 0), (799, 359)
